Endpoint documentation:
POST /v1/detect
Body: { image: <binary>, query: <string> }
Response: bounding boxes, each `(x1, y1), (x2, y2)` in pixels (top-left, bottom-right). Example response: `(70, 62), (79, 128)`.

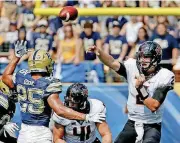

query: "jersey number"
(136, 94), (144, 105)
(73, 125), (91, 141)
(17, 85), (44, 114)
(136, 88), (145, 105)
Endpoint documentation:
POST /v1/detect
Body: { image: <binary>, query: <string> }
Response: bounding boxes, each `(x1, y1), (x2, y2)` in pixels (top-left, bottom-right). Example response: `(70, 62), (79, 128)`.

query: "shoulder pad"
(12, 69), (30, 84)
(0, 92), (9, 110)
(18, 69), (30, 76)
(45, 78), (62, 93)
(89, 99), (106, 114)
(52, 112), (71, 126)
(124, 58), (136, 70)
(159, 68), (175, 87)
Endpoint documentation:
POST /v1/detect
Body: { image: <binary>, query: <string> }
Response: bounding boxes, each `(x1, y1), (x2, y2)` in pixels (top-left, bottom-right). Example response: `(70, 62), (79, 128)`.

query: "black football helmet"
(64, 83), (88, 112)
(136, 41), (162, 75)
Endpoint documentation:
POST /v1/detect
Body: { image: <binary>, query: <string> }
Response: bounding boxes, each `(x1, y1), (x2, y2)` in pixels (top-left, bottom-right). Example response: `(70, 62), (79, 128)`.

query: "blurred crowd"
(0, 0), (180, 82)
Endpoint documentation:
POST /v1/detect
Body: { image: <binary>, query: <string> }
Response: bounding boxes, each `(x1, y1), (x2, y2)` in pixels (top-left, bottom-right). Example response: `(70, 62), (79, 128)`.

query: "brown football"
(59, 6), (78, 22)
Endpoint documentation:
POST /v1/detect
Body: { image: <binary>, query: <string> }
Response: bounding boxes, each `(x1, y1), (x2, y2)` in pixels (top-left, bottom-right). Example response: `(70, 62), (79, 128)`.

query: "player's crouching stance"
(2, 41), (105, 143)
(52, 83), (112, 143)
(0, 79), (18, 143)
(87, 41), (175, 143)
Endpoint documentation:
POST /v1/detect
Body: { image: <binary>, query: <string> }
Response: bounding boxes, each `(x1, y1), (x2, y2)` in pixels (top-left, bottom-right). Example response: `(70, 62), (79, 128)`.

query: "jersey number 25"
(17, 84), (44, 114)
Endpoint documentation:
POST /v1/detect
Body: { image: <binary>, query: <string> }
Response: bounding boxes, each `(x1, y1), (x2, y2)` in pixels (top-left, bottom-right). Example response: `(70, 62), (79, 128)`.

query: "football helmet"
(136, 41), (162, 74)
(0, 80), (10, 96)
(28, 49), (53, 75)
(65, 83), (88, 112)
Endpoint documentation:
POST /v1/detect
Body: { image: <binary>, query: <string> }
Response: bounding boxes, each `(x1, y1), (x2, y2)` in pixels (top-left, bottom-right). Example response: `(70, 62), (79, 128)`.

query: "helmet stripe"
(33, 49), (40, 60)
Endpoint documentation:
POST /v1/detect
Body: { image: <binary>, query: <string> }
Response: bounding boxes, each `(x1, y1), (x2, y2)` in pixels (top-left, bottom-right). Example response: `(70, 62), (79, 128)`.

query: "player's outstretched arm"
(53, 123), (66, 143)
(48, 94), (105, 122)
(2, 41), (27, 88)
(2, 56), (20, 88)
(144, 86), (173, 112)
(87, 46), (120, 71)
(96, 121), (112, 143)
(48, 94), (86, 120)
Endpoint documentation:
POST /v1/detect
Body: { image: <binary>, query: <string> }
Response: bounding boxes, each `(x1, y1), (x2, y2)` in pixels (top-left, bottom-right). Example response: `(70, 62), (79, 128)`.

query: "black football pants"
(114, 120), (161, 143)
(0, 130), (17, 143)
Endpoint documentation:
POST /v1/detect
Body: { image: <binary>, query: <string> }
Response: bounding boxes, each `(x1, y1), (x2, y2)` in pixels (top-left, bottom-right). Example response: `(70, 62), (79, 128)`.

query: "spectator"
(78, 16), (100, 33)
(17, 1), (41, 40)
(77, 0), (100, 33)
(48, 17), (63, 36)
(57, 24), (77, 64)
(5, 22), (18, 44)
(104, 21), (128, 61)
(17, 1), (35, 29)
(75, 22), (102, 64)
(0, 22), (18, 54)
(106, 16), (128, 35)
(1, 1), (17, 21)
(150, 23), (179, 70)
(103, 21), (128, 82)
(9, 27), (31, 67)
(121, 16), (143, 47)
(31, 20), (54, 55)
(128, 27), (149, 58)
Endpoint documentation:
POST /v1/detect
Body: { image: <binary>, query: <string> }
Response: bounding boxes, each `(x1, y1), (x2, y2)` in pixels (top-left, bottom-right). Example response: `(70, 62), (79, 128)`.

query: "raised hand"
(14, 40), (28, 58)
(86, 45), (100, 56)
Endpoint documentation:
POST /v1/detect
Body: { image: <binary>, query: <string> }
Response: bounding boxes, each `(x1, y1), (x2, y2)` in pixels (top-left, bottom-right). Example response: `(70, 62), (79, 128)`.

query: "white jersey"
(53, 99), (106, 143)
(123, 58), (174, 124)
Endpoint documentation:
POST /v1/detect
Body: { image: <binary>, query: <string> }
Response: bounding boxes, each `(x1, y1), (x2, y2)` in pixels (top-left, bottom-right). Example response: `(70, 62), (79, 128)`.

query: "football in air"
(59, 6), (78, 22)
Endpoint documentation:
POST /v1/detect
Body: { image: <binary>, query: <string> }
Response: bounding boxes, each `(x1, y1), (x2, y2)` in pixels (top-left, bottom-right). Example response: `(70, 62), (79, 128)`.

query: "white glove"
(85, 112), (106, 123)
(14, 40), (28, 58)
(3, 122), (19, 138)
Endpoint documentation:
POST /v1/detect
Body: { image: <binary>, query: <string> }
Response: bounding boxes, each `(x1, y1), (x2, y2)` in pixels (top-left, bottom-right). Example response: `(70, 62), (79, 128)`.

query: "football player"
(87, 41), (175, 143)
(53, 83), (112, 143)
(2, 41), (105, 143)
(0, 79), (18, 143)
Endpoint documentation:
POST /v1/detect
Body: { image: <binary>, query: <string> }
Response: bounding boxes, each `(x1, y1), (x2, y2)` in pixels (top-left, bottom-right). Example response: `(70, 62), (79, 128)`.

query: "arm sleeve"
(116, 62), (127, 79)
(152, 86), (173, 104)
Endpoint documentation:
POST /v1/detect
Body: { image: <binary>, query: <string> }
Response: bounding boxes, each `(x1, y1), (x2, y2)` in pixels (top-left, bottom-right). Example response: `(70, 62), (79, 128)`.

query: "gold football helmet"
(28, 49), (54, 74)
(0, 80), (10, 96)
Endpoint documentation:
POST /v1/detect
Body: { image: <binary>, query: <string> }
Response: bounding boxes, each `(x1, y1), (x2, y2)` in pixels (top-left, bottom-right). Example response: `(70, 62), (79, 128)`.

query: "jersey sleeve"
(48, 35), (54, 50)
(122, 36), (128, 44)
(52, 112), (71, 126)
(160, 70), (175, 88)
(104, 35), (110, 44)
(90, 99), (106, 115)
(45, 78), (62, 96)
(30, 33), (35, 48)
(79, 32), (85, 39)
(94, 32), (101, 41)
(171, 36), (179, 49)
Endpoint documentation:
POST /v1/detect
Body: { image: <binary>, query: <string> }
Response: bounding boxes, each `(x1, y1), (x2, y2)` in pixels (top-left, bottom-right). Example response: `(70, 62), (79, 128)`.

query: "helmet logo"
(36, 55), (41, 60)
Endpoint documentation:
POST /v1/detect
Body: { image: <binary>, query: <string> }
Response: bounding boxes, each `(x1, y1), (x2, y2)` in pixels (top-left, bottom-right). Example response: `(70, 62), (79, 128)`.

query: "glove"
(85, 112), (106, 123)
(3, 122), (19, 138)
(14, 40), (28, 58)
